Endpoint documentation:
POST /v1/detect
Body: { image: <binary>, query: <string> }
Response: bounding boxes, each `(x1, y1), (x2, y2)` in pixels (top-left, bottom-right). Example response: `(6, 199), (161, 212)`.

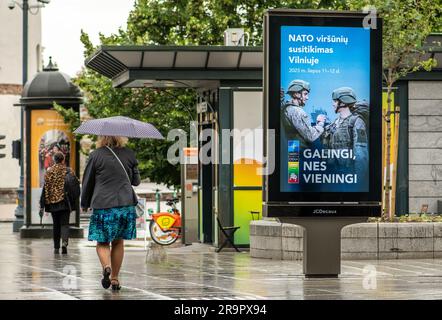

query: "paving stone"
(409, 82), (442, 100)
(378, 223), (399, 238)
(341, 252), (378, 260)
(249, 222), (257, 236)
(433, 237), (442, 251)
(397, 223), (433, 238)
(341, 238), (377, 253)
(249, 235), (282, 250)
(341, 223), (378, 238)
(379, 238), (399, 253)
(282, 237), (303, 252)
(249, 248), (282, 260)
(378, 252), (398, 259)
(282, 250), (303, 261)
(397, 252), (434, 259)
(2, 222), (442, 300)
(433, 223), (442, 237)
(281, 223), (304, 237)
(396, 238), (433, 252)
(250, 220), (282, 237)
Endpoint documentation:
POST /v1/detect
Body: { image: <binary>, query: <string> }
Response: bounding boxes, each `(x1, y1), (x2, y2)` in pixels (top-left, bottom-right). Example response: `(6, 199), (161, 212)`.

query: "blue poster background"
(280, 25), (370, 193)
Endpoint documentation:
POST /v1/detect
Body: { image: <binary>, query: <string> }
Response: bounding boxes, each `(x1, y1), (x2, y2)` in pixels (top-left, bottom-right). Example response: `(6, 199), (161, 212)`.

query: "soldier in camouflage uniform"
(322, 87), (368, 175)
(281, 79), (326, 149)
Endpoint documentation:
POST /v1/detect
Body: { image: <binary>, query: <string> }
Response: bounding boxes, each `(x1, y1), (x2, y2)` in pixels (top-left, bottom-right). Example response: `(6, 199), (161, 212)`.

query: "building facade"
(408, 80), (442, 213)
(0, 4), (42, 203)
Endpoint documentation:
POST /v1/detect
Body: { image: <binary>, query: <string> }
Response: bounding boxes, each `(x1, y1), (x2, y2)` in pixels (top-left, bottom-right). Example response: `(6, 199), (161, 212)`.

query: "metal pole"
(13, 0), (28, 232)
(155, 189), (161, 213)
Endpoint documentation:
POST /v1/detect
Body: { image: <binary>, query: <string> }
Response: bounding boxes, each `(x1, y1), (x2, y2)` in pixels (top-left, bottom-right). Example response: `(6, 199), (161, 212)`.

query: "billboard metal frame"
(263, 9), (383, 218)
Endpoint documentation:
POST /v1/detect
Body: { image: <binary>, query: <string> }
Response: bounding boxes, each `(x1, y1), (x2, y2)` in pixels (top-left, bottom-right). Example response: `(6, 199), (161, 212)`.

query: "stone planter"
(250, 220), (442, 260)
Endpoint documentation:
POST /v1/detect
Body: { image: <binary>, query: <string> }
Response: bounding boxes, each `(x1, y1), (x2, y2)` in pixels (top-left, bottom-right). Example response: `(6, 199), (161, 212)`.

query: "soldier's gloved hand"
(316, 114), (326, 126)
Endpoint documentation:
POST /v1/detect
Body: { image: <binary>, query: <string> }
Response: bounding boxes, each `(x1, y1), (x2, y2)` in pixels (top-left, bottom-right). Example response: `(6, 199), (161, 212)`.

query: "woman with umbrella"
(77, 116), (163, 291)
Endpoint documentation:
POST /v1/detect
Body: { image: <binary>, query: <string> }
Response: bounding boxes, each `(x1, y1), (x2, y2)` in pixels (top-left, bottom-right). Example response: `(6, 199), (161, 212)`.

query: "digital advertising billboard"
(263, 10), (383, 217)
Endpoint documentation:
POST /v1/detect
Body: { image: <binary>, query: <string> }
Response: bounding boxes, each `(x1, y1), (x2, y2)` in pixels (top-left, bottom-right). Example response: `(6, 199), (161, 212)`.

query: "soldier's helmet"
(287, 80), (310, 95)
(332, 87), (357, 104)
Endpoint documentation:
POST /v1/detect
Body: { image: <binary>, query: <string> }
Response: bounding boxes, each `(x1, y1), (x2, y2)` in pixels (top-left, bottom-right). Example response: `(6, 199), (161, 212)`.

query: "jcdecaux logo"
(312, 209), (337, 215)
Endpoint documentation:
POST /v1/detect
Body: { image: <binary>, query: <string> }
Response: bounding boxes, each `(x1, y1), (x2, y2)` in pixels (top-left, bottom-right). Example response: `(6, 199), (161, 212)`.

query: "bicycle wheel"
(149, 220), (178, 245)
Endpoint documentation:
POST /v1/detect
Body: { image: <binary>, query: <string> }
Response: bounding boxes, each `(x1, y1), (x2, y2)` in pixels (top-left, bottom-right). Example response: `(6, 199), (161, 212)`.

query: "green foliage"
(76, 29), (197, 188)
(72, 0), (349, 188)
(126, 0), (349, 46)
(348, 0), (441, 85)
(53, 102), (95, 156)
(368, 214), (442, 223)
(72, 0), (439, 188)
(53, 103), (81, 137)
(348, 0), (440, 218)
(73, 67), (194, 188)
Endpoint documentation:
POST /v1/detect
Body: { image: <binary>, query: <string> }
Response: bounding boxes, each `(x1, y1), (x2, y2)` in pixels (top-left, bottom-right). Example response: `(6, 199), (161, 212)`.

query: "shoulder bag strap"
(106, 146), (143, 216)
(105, 146), (132, 185)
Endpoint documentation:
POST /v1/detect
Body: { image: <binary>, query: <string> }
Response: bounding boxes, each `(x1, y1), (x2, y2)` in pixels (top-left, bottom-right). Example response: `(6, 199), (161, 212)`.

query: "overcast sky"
(41, 0), (136, 77)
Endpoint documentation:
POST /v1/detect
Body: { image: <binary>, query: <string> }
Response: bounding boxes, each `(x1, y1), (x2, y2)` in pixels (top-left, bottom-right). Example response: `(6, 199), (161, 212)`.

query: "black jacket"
(81, 147), (141, 210)
(39, 167), (78, 213)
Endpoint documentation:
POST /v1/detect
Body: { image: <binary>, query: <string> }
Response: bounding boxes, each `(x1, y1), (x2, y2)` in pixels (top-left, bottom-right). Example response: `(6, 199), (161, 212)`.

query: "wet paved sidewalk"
(1, 223), (442, 300)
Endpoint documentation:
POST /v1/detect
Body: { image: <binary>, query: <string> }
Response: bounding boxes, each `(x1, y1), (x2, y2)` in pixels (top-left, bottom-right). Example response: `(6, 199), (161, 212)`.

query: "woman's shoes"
(54, 248), (59, 254)
(62, 240), (68, 254)
(111, 279), (121, 291)
(101, 266), (112, 289)
(101, 267), (121, 291)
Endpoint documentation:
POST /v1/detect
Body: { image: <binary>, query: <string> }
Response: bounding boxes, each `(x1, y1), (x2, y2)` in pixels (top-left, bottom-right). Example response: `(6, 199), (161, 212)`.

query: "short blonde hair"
(96, 136), (128, 148)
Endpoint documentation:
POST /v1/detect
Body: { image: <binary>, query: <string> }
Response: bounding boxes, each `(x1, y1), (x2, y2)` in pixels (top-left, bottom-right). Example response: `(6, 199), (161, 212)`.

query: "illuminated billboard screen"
(264, 10), (382, 217)
(281, 25), (370, 193)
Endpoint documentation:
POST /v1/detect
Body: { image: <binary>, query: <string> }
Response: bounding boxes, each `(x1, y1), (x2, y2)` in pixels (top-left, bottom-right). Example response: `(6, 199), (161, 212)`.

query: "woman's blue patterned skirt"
(88, 205), (137, 242)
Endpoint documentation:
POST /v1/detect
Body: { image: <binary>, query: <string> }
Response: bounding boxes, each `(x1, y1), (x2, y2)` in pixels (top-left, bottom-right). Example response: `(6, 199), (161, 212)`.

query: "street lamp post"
(9, 0), (50, 232)
(12, 0), (28, 232)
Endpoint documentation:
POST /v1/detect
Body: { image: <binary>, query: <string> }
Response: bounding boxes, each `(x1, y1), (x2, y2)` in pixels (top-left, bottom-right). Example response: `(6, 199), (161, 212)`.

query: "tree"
(61, 0), (348, 188)
(126, 0), (349, 46)
(348, 0), (441, 219)
(75, 35), (195, 188)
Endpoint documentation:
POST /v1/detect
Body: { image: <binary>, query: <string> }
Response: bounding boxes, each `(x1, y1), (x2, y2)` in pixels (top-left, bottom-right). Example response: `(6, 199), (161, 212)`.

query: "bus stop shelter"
(85, 45), (263, 248)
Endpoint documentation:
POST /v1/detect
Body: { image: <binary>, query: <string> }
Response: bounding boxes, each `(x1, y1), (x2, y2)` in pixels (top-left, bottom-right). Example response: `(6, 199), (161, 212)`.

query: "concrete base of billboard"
(250, 220), (442, 260)
(19, 226), (84, 239)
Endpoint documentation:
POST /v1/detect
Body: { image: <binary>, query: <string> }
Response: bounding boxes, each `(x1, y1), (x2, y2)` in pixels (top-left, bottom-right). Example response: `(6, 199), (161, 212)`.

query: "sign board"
(263, 10), (382, 217)
(197, 102), (208, 114)
(181, 147), (199, 244)
(182, 147), (198, 164)
(30, 109), (77, 225)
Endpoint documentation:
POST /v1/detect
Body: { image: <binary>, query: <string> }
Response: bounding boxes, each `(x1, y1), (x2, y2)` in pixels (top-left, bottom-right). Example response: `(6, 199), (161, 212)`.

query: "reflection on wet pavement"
(1, 223), (442, 300)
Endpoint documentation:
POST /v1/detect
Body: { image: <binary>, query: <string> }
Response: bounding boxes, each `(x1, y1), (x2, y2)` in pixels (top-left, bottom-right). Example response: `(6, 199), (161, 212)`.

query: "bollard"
(145, 241), (167, 264)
